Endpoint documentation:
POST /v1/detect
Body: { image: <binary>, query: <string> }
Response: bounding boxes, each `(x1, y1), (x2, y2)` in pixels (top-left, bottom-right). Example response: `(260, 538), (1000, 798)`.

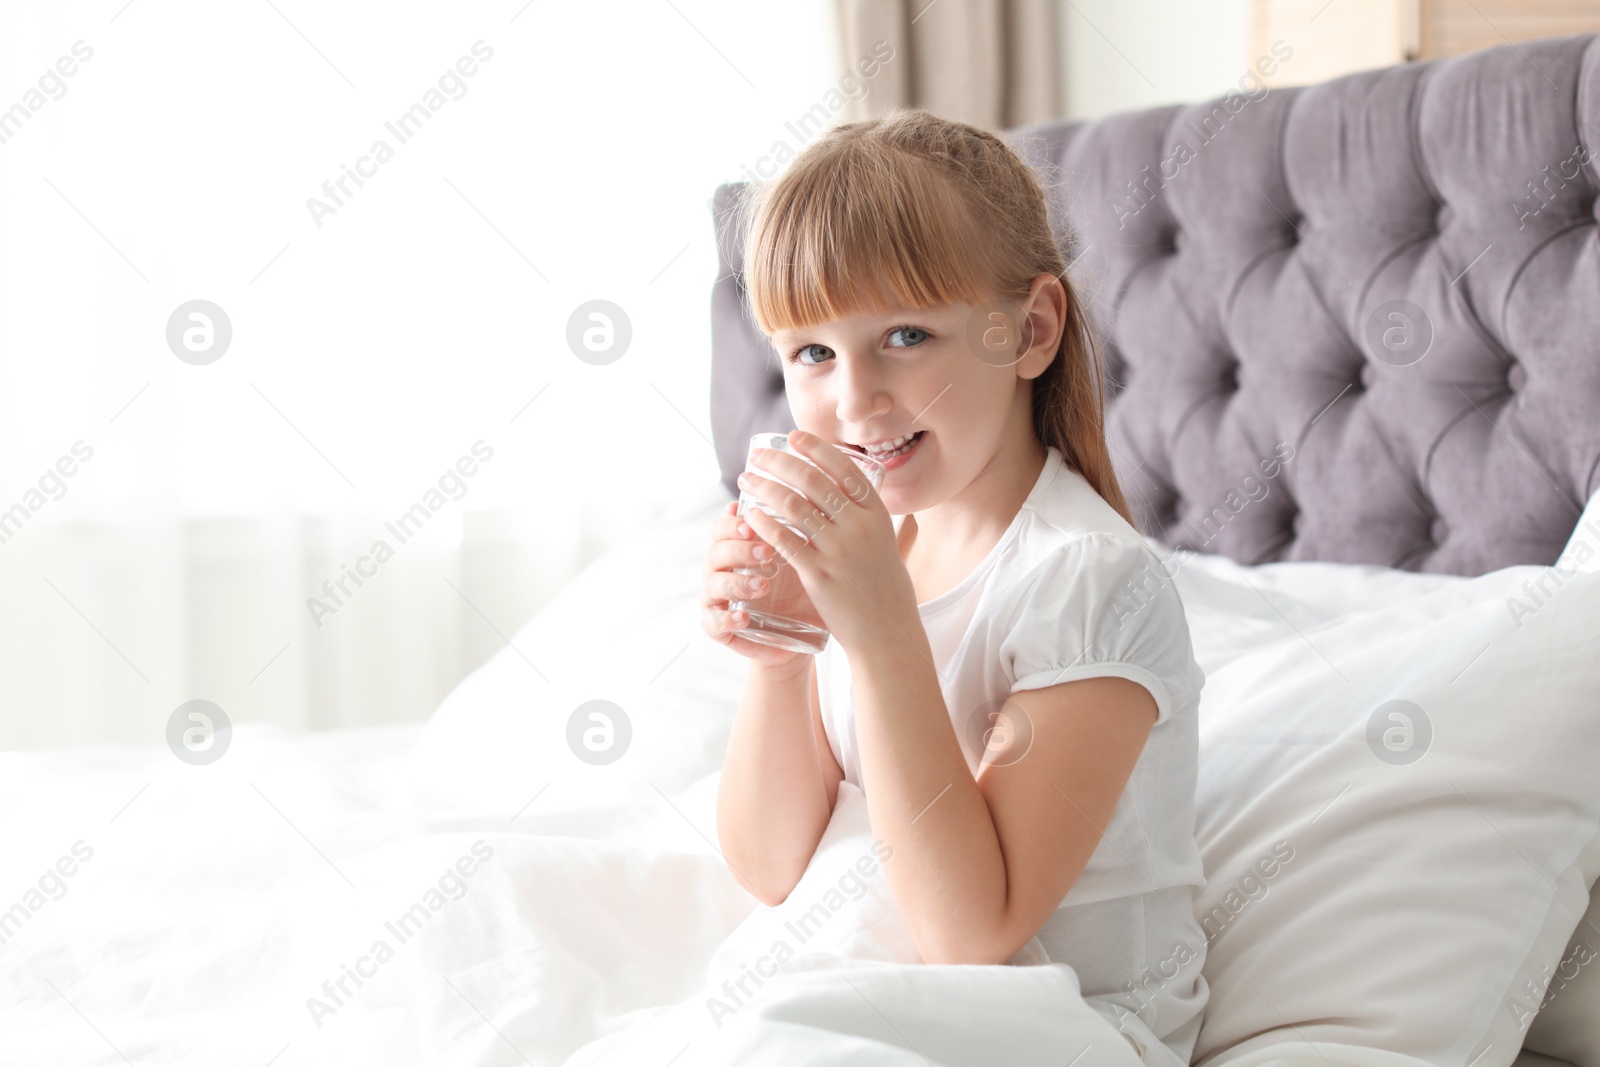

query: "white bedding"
(0, 482), (1581, 1067)
(0, 726), (1439, 1067)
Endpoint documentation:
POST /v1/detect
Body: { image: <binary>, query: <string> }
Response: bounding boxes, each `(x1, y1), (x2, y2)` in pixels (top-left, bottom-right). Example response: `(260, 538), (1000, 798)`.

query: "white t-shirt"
(816, 444), (1210, 1067)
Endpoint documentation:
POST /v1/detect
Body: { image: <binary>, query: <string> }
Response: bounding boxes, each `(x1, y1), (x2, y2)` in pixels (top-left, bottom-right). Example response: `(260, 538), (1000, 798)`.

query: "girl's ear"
(1014, 273), (1066, 381)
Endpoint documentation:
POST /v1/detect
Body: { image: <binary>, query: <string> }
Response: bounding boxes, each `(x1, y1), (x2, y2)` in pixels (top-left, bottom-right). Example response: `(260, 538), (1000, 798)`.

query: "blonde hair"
(738, 106), (1137, 530)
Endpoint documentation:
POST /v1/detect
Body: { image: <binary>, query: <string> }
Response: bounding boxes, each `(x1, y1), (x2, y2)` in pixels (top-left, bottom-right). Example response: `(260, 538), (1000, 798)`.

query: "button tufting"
(1507, 361), (1527, 392)
(1430, 517), (1448, 544)
(1221, 360), (1240, 391)
(1359, 363), (1376, 390)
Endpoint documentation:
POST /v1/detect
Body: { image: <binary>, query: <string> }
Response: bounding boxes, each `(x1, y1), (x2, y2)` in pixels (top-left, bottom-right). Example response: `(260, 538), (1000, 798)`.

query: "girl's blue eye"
(790, 343), (831, 366)
(785, 326), (928, 365)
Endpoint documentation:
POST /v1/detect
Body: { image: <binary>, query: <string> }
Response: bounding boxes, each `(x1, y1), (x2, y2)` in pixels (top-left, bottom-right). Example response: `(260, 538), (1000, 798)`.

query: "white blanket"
(409, 779), (1153, 1067)
(4, 723), (1138, 1066)
(0, 731), (1437, 1067)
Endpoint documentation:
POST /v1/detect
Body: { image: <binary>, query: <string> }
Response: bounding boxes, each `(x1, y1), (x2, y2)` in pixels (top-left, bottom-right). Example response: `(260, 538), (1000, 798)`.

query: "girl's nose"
(834, 359), (892, 425)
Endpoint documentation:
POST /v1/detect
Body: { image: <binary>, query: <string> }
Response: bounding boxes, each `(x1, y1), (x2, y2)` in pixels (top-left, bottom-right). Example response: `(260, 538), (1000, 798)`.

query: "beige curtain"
(833, 0), (1061, 129)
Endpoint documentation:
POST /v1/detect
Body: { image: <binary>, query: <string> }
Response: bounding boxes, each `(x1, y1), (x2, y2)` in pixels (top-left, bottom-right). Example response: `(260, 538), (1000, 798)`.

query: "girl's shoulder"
(1018, 453), (1147, 549)
(996, 525), (1180, 622)
(990, 499), (1202, 723)
(998, 455), (1167, 587)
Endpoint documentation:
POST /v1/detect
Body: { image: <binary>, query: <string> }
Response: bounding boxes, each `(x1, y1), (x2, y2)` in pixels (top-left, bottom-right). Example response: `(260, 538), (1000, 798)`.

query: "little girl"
(703, 108), (1209, 1067)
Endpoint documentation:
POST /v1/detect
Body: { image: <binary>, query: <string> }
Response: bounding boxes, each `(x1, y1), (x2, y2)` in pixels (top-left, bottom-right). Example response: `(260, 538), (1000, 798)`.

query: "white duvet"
(0, 741), (1434, 1067)
(0, 484), (1470, 1067)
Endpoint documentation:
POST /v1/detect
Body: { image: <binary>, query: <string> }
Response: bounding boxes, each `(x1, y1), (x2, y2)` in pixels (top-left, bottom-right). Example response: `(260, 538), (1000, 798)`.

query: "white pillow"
(1176, 556), (1600, 1067)
(403, 483), (749, 820)
(1521, 489), (1600, 1067)
(1522, 883), (1600, 1067)
(1557, 490), (1600, 575)
(1162, 509), (1600, 1067)
(1154, 540), (1462, 677)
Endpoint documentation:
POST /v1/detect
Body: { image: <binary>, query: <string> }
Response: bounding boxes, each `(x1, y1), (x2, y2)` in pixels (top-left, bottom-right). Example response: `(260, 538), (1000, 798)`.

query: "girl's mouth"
(845, 430), (926, 470)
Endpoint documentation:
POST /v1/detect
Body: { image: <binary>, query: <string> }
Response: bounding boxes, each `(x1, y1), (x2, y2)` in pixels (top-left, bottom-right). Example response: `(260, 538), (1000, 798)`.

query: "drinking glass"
(729, 432), (886, 654)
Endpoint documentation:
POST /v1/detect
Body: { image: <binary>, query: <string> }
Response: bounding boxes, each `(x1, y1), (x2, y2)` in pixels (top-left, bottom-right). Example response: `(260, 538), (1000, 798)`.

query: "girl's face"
(770, 285), (1057, 517)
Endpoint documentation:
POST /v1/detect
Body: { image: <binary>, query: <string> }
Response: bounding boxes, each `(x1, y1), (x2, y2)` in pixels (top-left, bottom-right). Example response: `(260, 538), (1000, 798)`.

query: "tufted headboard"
(708, 33), (1600, 576)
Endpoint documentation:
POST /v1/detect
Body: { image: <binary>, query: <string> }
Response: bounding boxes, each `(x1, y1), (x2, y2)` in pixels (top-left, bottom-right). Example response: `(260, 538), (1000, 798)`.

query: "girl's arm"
(716, 657), (844, 905)
(849, 625), (1158, 966)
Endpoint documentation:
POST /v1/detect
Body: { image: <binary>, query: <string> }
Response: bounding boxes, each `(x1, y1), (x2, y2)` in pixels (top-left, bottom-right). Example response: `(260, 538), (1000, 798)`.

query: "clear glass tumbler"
(729, 431), (886, 655)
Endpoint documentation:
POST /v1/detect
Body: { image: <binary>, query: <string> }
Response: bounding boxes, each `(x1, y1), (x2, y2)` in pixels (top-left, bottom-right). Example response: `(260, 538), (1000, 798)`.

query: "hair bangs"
(743, 149), (998, 338)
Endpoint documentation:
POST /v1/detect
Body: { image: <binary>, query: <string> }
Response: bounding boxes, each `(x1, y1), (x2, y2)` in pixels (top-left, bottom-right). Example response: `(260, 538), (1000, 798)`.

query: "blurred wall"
(1060, 0), (1254, 121)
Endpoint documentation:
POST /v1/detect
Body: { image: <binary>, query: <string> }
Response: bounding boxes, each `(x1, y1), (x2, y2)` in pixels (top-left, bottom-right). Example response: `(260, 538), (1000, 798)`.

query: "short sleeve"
(996, 533), (1201, 726)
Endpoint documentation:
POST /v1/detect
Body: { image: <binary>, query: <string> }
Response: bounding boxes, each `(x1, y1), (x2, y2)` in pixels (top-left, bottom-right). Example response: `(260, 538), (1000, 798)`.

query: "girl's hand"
(700, 499), (823, 671)
(736, 430), (919, 653)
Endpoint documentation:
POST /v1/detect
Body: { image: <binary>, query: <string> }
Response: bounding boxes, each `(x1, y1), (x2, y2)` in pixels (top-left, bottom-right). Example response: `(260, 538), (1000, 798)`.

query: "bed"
(4, 31), (1599, 1067)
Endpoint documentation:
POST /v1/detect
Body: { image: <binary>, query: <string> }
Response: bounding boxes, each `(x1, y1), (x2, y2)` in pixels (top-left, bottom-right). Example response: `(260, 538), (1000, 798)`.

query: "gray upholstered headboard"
(708, 33), (1600, 576)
